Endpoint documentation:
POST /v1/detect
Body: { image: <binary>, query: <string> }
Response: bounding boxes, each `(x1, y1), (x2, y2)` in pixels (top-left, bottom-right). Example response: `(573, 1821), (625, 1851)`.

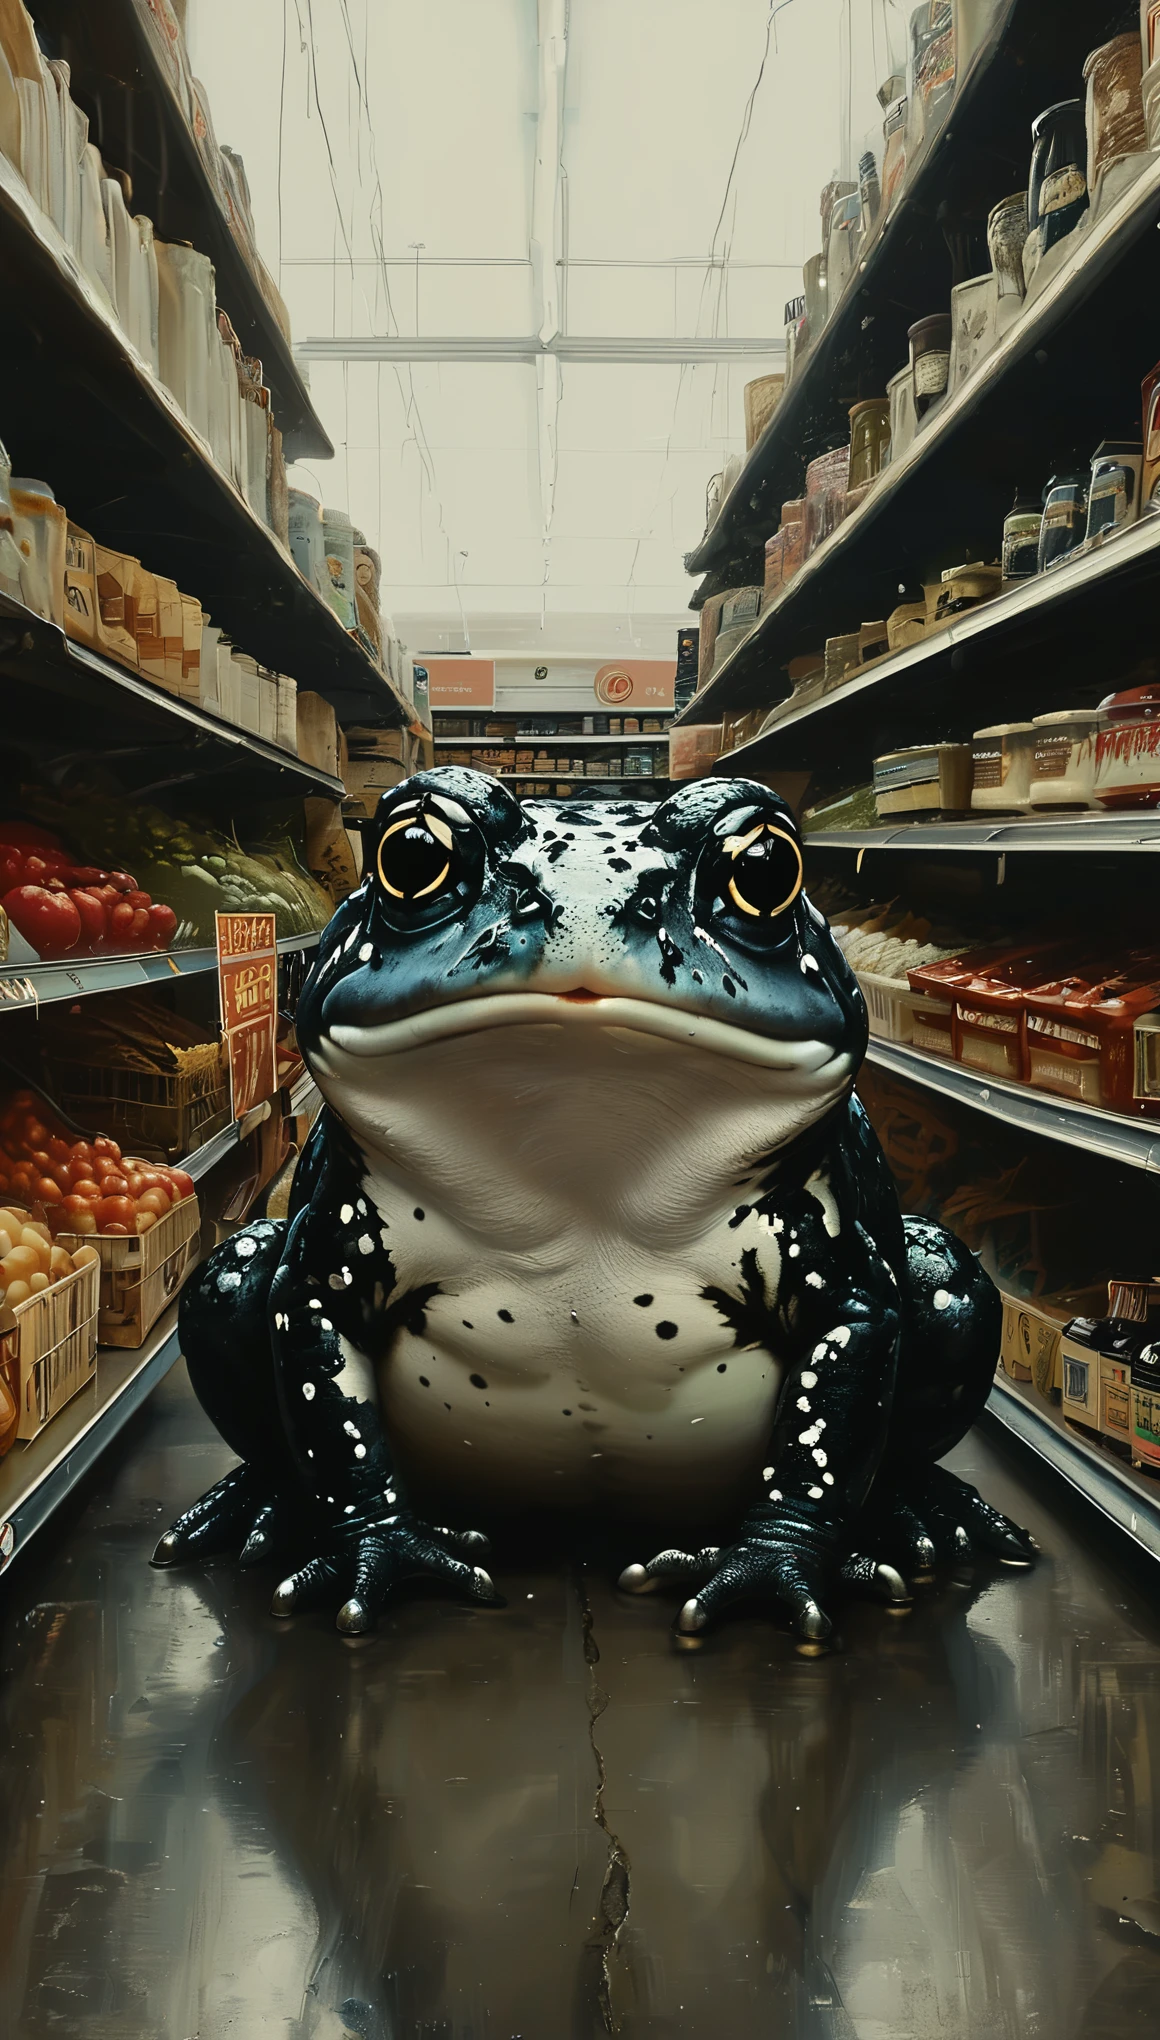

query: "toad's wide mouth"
(325, 990), (845, 1074)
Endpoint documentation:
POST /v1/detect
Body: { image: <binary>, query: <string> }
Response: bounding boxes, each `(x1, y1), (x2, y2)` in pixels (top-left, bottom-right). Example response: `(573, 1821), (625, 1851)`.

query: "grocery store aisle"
(2, 1366), (1160, 2040)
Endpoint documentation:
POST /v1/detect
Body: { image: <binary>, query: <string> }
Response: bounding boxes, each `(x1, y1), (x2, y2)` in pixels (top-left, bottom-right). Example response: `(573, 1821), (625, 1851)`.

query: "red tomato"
(92, 1137), (122, 1160)
(35, 1177), (62, 1204)
(98, 1173), (129, 1196)
(107, 901), (135, 947)
(2, 885), (82, 960)
(95, 1196), (137, 1231)
(69, 888), (107, 951)
(61, 1193), (94, 1219)
(166, 1169), (195, 1201)
(107, 872), (136, 893)
(124, 890), (151, 912)
(146, 902), (178, 950)
(69, 1178), (101, 1200)
(128, 907), (151, 947)
(137, 1187), (172, 1217)
(47, 1136), (71, 1163)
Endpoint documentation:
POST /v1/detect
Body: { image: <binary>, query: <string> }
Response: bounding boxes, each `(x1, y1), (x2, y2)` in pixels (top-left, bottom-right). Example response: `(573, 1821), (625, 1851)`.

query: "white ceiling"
(186, 0), (901, 658)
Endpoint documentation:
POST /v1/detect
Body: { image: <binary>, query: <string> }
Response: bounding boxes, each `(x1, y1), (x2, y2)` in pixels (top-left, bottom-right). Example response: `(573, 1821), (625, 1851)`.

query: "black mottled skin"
(158, 772), (1036, 1639)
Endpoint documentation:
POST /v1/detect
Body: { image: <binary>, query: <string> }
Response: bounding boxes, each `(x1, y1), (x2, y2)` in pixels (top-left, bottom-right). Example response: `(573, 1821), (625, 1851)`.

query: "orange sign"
(593, 659), (676, 708)
(425, 657), (496, 708)
(216, 912), (277, 1119)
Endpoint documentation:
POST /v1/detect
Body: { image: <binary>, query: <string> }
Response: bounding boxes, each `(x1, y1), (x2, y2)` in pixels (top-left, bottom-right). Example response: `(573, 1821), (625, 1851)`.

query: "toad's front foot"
(271, 1512), (502, 1634)
(152, 1462), (298, 1569)
(857, 1462), (1040, 1578)
(620, 1505), (909, 1641)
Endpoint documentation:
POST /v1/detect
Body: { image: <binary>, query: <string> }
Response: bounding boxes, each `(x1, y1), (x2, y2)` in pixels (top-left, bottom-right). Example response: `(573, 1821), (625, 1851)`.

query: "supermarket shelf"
(0, 152), (407, 729)
(864, 1038), (1160, 1174)
(0, 1072), (323, 1575)
(803, 813), (1160, 855)
(185, 1071), (321, 1183)
(433, 733), (671, 748)
(986, 1372), (1160, 1564)
(0, 587), (346, 803)
(32, 0), (331, 462)
(712, 514), (1160, 769)
(0, 1308), (181, 1576)
(682, 0), (1118, 578)
(679, 148), (1160, 729)
(0, 933), (320, 1016)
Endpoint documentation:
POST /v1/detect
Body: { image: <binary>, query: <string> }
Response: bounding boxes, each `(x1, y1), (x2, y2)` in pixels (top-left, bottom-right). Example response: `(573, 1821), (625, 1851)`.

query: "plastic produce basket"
(856, 969), (924, 1044)
(51, 1057), (229, 1163)
(55, 1194), (201, 1349)
(0, 1256), (100, 1445)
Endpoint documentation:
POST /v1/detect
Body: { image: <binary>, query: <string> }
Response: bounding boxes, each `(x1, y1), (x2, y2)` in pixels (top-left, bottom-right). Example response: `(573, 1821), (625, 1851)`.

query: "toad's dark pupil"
(381, 823), (451, 899)
(728, 834), (801, 916)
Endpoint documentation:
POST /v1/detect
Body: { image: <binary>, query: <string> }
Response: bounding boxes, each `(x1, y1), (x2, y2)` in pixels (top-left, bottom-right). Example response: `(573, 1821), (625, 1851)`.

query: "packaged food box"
(908, 941), (1074, 1083)
(1093, 684), (1160, 808)
(1060, 1316), (1150, 1439)
(1024, 963), (1160, 1114)
(1029, 708), (1104, 810)
(94, 546), (139, 667)
(999, 1286), (1107, 1401)
(970, 722), (1034, 813)
(669, 724), (722, 781)
(1131, 1339), (1160, 1472)
(63, 525), (98, 648)
(873, 743), (972, 817)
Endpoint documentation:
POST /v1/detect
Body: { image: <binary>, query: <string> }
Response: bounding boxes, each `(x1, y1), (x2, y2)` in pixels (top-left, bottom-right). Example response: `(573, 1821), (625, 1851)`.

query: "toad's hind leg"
(857, 1217), (1037, 1572)
(153, 1218), (308, 1569)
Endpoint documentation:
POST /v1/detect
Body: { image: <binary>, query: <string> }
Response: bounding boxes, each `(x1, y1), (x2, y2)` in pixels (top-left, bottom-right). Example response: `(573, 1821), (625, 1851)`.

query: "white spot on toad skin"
(771, 1216), (784, 1234)
(356, 1200), (367, 1217)
(769, 1487), (783, 1501)
(933, 1288), (953, 1311)
(340, 1204), (354, 1224)
(345, 1505), (356, 1515)
(806, 1271), (824, 1289)
(762, 1466), (775, 1480)
(274, 1312), (286, 1330)
(303, 1382), (316, 1400)
(358, 943), (373, 961)
(385, 1490), (396, 1504)
(235, 1237), (256, 1258)
(320, 1318), (333, 1332)
(796, 1396), (811, 1413)
(830, 1325), (851, 1347)
(354, 1443), (367, 1459)
(812, 1449), (827, 1467)
(800, 1371), (817, 1389)
(329, 1273), (345, 1290)
(343, 1421), (360, 1438)
(800, 954), (819, 973)
(788, 1244), (800, 1258)
(218, 1271), (241, 1291)
(809, 1486), (824, 1499)
(812, 1343), (827, 1362)
(309, 1299), (321, 1311)
(343, 931), (357, 952)
(799, 1426), (820, 1446)
(357, 1235), (374, 1255)
(823, 1472), (834, 1485)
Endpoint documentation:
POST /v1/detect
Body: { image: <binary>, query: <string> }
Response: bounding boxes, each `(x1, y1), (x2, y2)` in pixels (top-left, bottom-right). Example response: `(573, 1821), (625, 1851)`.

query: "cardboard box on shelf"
(94, 546), (139, 667)
(63, 525), (98, 647)
(669, 723), (722, 780)
(296, 691), (339, 777)
(179, 595), (204, 703)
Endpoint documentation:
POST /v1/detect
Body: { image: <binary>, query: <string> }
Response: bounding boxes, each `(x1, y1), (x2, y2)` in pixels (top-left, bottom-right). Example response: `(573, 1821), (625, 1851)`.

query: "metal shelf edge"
(987, 1373), (1160, 1563)
(0, 1318), (181, 1574)
(803, 818), (1160, 854)
(864, 1038), (1160, 1172)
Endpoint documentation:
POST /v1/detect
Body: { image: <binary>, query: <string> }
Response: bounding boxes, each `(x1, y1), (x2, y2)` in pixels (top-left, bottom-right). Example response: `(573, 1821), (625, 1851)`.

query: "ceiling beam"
(297, 335), (786, 364)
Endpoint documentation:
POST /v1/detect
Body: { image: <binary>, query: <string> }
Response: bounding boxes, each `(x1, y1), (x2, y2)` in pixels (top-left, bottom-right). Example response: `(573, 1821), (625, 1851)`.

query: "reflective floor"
(2, 1365), (1160, 2038)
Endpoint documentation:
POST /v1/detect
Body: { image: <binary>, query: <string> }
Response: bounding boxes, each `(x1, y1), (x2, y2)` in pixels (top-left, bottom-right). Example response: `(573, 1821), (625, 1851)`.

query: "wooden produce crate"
(51, 1054), (229, 1164)
(55, 1195), (201, 1349)
(0, 1256), (100, 1445)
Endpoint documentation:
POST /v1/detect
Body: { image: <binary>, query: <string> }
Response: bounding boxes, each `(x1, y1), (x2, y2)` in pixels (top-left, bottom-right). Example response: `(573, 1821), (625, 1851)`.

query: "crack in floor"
(574, 1567), (631, 2034)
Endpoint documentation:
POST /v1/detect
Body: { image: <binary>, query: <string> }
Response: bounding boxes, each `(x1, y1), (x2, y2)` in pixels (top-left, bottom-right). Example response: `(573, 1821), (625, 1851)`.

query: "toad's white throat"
(311, 1000), (852, 1251)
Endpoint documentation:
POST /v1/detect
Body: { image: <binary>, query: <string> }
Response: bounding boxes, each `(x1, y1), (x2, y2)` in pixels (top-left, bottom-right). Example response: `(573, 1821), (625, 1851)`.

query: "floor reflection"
(1, 1367), (1159, 2037)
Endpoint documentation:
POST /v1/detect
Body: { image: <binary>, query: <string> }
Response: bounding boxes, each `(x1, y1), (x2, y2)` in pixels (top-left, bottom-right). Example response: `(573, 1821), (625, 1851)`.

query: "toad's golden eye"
(721, 823), (803, 919)
(377, 811), (454, 900)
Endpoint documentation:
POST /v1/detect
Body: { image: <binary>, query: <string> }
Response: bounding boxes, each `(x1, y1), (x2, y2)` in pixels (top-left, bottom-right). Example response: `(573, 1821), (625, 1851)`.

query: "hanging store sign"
(216, 912), (278, 1119)
(425, 657), (496, 709)
(593, 659), (676, 708)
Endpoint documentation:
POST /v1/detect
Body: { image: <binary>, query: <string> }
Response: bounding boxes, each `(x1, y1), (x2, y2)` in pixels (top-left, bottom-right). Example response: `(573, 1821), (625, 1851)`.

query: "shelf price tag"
(215, 913), (277, 1121)
(0, 975), (37, 1011)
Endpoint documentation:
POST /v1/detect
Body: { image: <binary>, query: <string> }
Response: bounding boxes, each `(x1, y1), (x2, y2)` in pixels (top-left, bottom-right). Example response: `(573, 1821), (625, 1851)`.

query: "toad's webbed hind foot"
(857, 1463), (1039, 1577)
(152, 1463), (299, 1570)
